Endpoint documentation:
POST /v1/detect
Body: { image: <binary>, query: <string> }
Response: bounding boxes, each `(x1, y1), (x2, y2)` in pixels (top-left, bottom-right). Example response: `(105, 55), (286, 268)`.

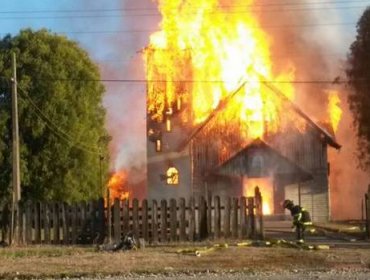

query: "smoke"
(102, 0), (369, 211)
(329, 92), (370, 220)
(255, 0), (370, 220)
(255, 0), (343, 119)
(100, 0), (159, 198)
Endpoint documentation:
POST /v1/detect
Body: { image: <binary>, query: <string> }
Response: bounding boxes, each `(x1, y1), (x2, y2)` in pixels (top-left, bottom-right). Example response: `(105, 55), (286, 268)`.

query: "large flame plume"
(107, 170), (130, 202)
(145, 0), (297, 140)
(144, 0), (344, 215)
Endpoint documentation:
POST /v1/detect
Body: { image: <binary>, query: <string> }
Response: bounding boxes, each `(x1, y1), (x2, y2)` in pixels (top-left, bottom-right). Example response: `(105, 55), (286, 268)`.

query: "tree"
(0, 29), (110, 203)
(346, 7), (370, 169)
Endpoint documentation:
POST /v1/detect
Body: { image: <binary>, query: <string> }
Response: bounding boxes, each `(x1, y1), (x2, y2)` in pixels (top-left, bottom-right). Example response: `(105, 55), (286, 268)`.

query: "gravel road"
(67, 270), (370, 280)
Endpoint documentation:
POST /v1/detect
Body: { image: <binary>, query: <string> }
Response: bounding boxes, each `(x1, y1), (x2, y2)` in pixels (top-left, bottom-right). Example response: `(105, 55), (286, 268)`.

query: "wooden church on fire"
(145, 49), (341, 222)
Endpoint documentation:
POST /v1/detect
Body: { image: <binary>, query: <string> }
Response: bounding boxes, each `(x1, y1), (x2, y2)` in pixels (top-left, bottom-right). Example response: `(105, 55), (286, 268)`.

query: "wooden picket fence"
(0, 199), (106, 245)
(0, 193), (264, 245)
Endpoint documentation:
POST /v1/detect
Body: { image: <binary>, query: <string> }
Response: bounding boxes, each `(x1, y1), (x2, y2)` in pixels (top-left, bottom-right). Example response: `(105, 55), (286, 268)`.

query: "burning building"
(144, 1), (341, 222)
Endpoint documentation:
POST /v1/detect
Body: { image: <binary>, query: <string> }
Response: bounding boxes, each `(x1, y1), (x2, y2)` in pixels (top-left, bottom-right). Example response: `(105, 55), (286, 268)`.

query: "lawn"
(0, 243), (370, 279)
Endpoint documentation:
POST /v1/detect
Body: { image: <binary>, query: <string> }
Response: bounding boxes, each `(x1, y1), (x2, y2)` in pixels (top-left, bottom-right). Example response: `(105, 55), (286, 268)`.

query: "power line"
(0, 20), (357, 38)
(0, 3), (368, 19)
(0, 0), (368, 14)
(30, 78), (352, 84)
(18, 88), (102, 155)
(53, 21), (358, 35)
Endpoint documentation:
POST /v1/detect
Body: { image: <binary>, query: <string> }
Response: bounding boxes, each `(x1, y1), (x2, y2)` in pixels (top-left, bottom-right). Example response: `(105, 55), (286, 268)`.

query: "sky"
(1, 0), (370, 218)
(0, 0), (160, 173)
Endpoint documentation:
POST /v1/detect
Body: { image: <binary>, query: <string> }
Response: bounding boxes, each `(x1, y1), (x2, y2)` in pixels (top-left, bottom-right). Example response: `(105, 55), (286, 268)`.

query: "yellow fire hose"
(175, 239), (330, 256)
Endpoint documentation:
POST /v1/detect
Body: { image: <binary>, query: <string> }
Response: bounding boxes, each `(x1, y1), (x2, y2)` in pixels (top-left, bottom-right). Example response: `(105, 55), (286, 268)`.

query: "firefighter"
(283, 199), (312, 243)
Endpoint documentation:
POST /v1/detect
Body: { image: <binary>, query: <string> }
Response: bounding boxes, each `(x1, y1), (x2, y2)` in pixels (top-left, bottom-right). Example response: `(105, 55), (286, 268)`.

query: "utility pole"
(10, 52), (21, 245)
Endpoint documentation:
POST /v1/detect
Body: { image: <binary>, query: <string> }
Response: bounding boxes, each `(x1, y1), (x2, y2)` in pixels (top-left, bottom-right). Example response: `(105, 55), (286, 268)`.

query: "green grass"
(0, 246), (94, 259)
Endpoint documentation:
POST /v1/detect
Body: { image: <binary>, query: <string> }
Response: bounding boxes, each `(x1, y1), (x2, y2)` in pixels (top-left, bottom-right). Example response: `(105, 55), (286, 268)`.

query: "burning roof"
(144, 0), (341, 152)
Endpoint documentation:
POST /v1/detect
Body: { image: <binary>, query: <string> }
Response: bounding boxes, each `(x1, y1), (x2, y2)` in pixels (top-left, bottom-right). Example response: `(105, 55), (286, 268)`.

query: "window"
(155, 139), (162, 152)
(166, 118), (171, 132)
(166, 167), (179, 185)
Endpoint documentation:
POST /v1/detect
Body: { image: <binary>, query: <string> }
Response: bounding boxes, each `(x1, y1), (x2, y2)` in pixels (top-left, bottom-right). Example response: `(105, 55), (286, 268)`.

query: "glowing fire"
(243, 178), (274, 215)
(107, 170), (130, 202)
(327, 90), (342, 132)
(145, 0), (296, 140)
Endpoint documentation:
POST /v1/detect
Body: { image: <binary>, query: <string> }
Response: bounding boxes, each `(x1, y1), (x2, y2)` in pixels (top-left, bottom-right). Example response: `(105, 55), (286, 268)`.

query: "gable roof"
(177, 80), (341, 151)
(212, 139), (313, 184)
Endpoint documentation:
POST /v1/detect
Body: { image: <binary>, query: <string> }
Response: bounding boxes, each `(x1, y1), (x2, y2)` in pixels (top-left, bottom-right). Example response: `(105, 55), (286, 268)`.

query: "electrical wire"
(0, 2), (368, 19)
(18, 88), (102, 155)
(30, 78), (352, 84)
(0, 0), (368, 14)
(46, 21), (357, 36)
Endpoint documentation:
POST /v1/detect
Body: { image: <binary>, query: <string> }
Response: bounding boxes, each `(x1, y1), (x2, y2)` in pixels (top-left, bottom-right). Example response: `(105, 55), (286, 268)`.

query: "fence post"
(223, 197), (231, 238)
(160, 199), (167, 243)
(239, 197), (247, 239)
(43, 203), (50, 244)
(366, 193), (369, 238)
(34, 202), (41, 244)
(70, 203), (77, 244)
(96, 198), (106, 244)
(151, 200), (159, 244)
(207, 195), (212, 238)
(53, 203), (60, 244)
(199, 196), (208, 240)
(247, 197), (255, 238)
(255, 187), (264, 240)
(122, 199), (129, 236)
(214, 196), (221, 240)
(79, 201), (88, 244)
(113, 198), (121, 242)
(61, 202), (68, 244)
(1, 204), (10, 244)
(170, 199), (177, 242)
(132, 199), (139, 239)
(366, 185), (370, 239)
(25, 201), (32, 244)
(142, 199), (149, 242)
(87, 201), (94, 243)
(188, 197), (195, 242)
(18, 202), (24, 245)
(22, 205), (26, 244)
(231, 198), (238, 239)
(179, 198), (186, 242)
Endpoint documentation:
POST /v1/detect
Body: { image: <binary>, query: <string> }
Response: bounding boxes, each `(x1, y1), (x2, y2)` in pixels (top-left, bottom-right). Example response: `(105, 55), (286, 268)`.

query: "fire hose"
(176, 240), (329, 257)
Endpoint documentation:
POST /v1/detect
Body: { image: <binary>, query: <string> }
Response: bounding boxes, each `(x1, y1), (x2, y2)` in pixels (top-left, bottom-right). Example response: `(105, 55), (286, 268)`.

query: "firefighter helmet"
(283, 199), (294, 209)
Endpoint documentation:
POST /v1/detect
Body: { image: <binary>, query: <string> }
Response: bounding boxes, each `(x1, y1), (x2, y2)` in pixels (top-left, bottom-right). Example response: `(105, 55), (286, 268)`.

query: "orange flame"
(107, 170), (130, 201)
(144, 0), (297, 140)
(327, 90), (342, 133)
(243, 178), (274, 215)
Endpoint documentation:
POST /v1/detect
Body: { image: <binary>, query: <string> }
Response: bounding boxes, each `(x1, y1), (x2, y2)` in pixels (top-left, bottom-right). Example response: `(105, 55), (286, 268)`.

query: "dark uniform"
(283, 200), (312, 243)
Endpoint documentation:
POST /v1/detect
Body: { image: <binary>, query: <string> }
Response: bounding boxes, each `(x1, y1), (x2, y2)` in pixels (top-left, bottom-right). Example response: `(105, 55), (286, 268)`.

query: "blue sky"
(0, 0), (369, 173)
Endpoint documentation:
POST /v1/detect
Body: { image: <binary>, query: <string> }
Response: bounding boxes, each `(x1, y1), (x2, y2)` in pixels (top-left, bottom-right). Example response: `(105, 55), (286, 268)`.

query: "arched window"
(166, 167), (179, 185)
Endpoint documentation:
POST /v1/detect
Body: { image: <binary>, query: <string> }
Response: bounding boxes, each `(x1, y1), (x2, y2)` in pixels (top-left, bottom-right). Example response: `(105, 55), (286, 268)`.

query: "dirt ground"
(0, 244), (370, 279)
